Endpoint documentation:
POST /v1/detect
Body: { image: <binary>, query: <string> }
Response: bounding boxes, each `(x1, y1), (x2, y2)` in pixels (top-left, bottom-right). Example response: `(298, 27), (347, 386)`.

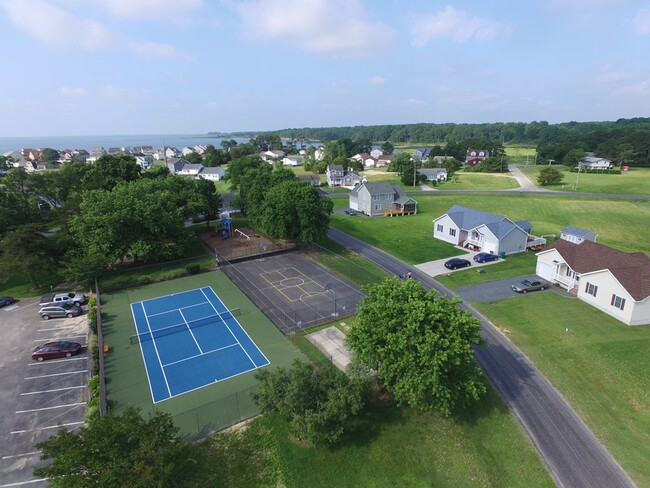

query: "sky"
(1, 0), (649, 137)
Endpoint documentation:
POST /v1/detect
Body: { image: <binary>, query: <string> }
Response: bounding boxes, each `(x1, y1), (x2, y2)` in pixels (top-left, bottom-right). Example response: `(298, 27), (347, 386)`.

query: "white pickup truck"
(39, 292), (88, 307)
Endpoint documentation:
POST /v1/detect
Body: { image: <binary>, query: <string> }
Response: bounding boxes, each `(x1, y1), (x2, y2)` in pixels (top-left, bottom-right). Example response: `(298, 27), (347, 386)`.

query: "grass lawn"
(437, 172), (520, 190)
(330, 193), (650, 261)
(505, 146), (537, 166)
(187, 321), (553, 488)
(518, 165), (650, 195)
(310, 238), (387, 287)
(473, 293), (650, 486)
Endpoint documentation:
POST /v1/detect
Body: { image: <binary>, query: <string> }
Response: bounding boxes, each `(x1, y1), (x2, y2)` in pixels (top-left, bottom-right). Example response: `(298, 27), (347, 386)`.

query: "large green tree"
(252, 360), (367, 445)
(40, 148), (60, 163)
(253, 180), (333, 242)
(82, 154), (141, 191)
(0, 225), (55, 289)
(537, 166), (564, 186)
(70, 176), (194, 264)
(35, 407), (193, 488)
(347, 277), (486, 416)
(390, 152), (419, 186)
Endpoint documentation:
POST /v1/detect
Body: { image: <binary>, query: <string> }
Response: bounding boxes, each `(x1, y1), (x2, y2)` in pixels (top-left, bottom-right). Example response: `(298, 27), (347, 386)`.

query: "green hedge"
(569, 168), (622, 174)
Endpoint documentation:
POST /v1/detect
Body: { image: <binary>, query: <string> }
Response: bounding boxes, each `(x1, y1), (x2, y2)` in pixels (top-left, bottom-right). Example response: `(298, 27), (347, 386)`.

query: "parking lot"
(0, 297), (89, 487)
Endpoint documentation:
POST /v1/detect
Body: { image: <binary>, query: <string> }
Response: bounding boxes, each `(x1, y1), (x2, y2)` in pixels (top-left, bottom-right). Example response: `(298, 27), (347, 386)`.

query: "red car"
(32, 341), (83, 361)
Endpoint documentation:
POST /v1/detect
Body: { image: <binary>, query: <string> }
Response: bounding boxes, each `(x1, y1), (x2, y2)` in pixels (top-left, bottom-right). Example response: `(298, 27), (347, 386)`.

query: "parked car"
(344, 208), (357, 216)
(473, 252), (499, 263)
(39, 292), (88, 307)
(512, 280), (547, 293)
(39, 303), (83, 320)
(32, 341), (82, 361)
(444, 258), (472, 270)
(0, 296), (16, 307)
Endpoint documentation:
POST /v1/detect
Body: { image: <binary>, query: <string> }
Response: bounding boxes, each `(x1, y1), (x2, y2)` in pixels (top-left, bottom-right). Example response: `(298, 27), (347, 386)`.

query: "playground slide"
(221, 229), (230, 240)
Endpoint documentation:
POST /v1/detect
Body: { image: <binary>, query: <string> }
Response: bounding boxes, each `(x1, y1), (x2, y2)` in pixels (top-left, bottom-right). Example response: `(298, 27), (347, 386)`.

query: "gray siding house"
(560, 226), (598, 244)
(349, 182), (417, 217)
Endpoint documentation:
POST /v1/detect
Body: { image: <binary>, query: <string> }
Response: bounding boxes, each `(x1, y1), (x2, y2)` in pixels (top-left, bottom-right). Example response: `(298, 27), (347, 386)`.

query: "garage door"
(536, 262), (554, 281)
(350, 201), (359, 211)
(483, 241), (497, 254)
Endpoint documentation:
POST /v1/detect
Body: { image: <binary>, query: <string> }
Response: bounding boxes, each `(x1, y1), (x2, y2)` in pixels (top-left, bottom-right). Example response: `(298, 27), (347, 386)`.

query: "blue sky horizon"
(1, 0), (649, 137)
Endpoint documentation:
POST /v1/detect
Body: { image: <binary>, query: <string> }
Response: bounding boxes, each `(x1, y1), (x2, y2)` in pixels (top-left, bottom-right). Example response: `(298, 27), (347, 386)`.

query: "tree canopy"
(537, 166), (564, 186)
(82, 154), (142, 191)
(347, 277), (486, 416)
(35, 406), (193, 488)
(252, 360), (368, 445)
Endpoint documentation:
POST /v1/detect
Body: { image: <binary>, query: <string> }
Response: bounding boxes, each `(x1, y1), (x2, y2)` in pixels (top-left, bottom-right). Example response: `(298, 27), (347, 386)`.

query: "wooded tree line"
(234, 117), (650, 167)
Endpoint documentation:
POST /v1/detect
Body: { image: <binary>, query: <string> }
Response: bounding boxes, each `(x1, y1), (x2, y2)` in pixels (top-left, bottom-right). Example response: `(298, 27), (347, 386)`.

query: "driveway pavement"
(455, 274), (571, 303)
(415, 249), (501, 277)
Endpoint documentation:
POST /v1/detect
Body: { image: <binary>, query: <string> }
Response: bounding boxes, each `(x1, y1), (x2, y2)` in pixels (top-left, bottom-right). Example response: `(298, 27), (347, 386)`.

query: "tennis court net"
(130, 308), (241, 345)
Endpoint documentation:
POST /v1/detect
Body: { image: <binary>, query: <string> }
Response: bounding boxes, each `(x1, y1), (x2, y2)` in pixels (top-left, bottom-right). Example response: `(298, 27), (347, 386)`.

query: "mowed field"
(473, 294), (650, 487)
(331, 193), (650, 263)
(518, 165), (650, 195)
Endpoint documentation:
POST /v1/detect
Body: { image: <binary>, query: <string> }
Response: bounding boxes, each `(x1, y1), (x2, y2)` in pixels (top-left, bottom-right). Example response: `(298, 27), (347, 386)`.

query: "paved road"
(328, 227), (636, 488)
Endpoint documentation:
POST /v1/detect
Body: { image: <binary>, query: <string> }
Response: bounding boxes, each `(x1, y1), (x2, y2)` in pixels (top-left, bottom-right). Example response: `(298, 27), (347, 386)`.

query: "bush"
(186, 263), (201, 275)
(87, 307), (97, 335)
(88, 335), (99, 376)
(136, 275), (152, 285)
(569, 168), (622, 174)
(88, 296), (97, 308)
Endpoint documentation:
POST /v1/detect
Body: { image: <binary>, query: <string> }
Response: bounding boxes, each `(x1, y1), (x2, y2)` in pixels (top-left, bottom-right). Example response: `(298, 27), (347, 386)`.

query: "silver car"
(39, 303), (83, 320)
(511, 280), (547, 294)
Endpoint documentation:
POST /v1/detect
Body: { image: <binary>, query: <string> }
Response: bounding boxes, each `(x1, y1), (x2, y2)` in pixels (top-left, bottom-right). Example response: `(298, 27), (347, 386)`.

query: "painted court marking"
(259, 266), (326, 302)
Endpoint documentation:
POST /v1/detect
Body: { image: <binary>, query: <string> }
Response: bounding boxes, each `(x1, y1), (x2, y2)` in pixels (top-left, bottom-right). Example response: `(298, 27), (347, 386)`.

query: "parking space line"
(0, 451), (40, 460)
(0, 478), (48, 487)
(16, 402), (85, 414)
(25, 370), (86, 379)
(37, 325), (82, 332)
(11, 421), (85, 435)
(21, 385), (85, 396)
(28, 357), (87, 366)
(33, 335), (86, 342)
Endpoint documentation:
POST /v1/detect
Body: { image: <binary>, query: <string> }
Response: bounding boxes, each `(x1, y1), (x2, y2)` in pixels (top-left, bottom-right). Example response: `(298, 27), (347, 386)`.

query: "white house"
(560, 226), (598, 244)
(166, 157), (190, 174)
(181, 147), (195, 156)
(370, 149), (383, 159)
(433, 205), (545, 255)
(134, 155), (153, 170)
(177, 163), (204, 176)
(349, 182), (417, 217)
(578, 153), (613, 170)
(536, 239), (650, 326)
(418, 168), (448, 182)
(198, 166), (225, 181)
(376, 154), (394, 167)
(351, 153), (376, 167)
(282, 156), (304, 166)
(314, 147), (326, 161)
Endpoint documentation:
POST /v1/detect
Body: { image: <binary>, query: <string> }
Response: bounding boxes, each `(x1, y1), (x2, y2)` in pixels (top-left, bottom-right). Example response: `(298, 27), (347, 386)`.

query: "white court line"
(16, 402), (85, 414)
(139, 287), (206, 306)
(0, 478), (48, 487)
(11, 421), (84, 435)
(29, 357), (86, 366)
(1, 451), (40, 460)
(141, 302), (172, 398)
(179, 309), (203, 354)
(202, 286), (270, 367)
(21, 385), (85, 396)
(163, 342), (238, 367)
(130, 303), (157, 403)
(199, 288), (256, 367)
(147, 300), (209, 318)
(25, 370), (86, 380)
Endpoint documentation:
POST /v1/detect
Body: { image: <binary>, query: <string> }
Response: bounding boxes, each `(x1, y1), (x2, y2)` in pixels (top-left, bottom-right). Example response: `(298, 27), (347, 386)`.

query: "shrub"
(186, 263), (201, 275)
(137, 275), (152, 285)
(87, 307), (97, 335)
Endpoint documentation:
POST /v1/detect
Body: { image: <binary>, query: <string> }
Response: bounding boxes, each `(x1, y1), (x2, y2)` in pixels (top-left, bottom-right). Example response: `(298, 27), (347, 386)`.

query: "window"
(585, 282), (598, 297)
(385, 194), (391, 200)
(611, 294), (626, 310)
(372, 195), (380, 201)
(567, 269), (576, 279)
(436, 224), (443, 232)
(373, 204), (381, 211)
(449, 228), (456, 237)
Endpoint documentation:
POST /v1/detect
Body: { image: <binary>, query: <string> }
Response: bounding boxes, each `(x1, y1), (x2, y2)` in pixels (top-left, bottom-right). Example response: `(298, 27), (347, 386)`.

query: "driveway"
(415, 249), (501, 277)
(0, 297), (89, 487)
(455, 274), (569, 303)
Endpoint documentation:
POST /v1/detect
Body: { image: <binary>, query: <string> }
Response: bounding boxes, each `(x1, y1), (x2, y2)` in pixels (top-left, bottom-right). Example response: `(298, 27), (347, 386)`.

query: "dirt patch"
(197, 226), (293, 261)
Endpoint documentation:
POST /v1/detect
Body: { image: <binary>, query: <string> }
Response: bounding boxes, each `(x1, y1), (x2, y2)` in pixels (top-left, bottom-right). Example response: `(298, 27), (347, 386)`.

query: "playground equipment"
(235, 228), (250, 240)
(219, 218), (232, 240)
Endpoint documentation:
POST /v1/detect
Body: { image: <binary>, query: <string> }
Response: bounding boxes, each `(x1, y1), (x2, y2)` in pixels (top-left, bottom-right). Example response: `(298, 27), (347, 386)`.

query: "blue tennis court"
(130, 286), (270, 403)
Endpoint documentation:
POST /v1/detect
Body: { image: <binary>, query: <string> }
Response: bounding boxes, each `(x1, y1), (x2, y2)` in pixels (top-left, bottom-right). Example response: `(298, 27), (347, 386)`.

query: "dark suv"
(39, 303), (83, 320)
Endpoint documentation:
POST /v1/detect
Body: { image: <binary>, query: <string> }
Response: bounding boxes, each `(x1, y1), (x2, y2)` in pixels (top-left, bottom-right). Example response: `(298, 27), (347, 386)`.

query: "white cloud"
(234, 0), (395, 58)
(0, 0), (115, 49)
(412, 6), (513, 46)
(96, 0), (202, 22)
(129, 40), (188, 59)
(634, 8), (650, 35)
(370, 76), (386, 87)
(59, 86), (86, 97)
(100, 84), (124, 99)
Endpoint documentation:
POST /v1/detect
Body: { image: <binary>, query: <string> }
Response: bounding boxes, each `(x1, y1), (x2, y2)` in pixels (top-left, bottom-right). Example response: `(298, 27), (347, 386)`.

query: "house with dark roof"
(432, 205), (545, 255)
(536, 240), (650, 325)
(578, 152), (613, 170)
(349, 182), (417, 217)
(166, 157), (190, 174)
(198, 166), (226, 181)
(326, 165), (362, 187)
(418, 168), (448, 182)
(465, 149), (489, 166)
(560, 226), (598, 244)
(413, 148), (431, 161)
(298, 174), (322, 186)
